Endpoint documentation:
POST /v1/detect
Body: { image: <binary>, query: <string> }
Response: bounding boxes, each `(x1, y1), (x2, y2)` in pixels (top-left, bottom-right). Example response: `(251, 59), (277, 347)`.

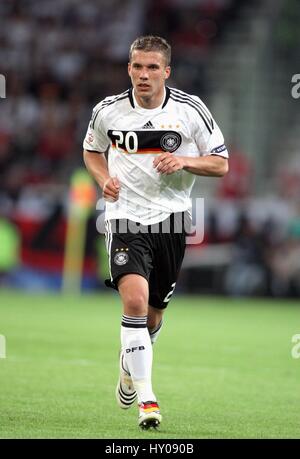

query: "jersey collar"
(129, 87), (170, 110)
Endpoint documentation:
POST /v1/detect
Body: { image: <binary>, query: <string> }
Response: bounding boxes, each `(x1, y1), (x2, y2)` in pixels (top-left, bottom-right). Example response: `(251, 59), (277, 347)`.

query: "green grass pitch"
(0, 289), (299, 439)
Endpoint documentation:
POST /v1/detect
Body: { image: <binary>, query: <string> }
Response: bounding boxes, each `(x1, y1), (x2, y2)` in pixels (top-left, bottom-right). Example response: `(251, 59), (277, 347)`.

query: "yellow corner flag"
(62, 168), (96, 294)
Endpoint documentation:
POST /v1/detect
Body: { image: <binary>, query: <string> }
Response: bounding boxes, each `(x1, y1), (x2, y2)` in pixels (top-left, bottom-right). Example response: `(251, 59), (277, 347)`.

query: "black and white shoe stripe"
(118, 382), (137, 407)
(116, 351), (137, 409)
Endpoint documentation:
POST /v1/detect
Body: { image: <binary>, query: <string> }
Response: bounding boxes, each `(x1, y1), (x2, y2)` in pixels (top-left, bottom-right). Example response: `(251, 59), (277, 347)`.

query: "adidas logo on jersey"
(142, 121), (154, 129)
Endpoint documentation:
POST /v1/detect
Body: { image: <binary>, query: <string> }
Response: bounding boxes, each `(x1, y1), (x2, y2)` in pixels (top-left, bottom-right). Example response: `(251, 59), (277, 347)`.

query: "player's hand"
(153, 153), (186, 175)
(103, 177), (120, 202)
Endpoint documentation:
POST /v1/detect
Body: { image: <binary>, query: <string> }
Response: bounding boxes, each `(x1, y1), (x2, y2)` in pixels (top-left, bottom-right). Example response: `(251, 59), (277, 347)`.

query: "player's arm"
(153, 153), (228, 177)
(154, 112), (229, 177)
(83, 150), (120, 201)
(182, 154), (228, 176)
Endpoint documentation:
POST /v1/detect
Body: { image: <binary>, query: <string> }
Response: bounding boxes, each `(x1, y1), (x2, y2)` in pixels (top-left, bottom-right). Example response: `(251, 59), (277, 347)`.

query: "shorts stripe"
(105, 220), (113, 282)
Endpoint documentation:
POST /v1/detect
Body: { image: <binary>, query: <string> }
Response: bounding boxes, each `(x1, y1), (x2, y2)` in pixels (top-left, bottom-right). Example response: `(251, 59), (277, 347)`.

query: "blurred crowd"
(0, 0), (239, 206)
(0, 0), (300, 297)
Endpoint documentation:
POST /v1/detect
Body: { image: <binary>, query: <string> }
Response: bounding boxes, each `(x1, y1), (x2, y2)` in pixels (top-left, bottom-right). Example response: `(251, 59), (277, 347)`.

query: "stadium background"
(0, 0), (300, 297)
(0, 0), (300, 440)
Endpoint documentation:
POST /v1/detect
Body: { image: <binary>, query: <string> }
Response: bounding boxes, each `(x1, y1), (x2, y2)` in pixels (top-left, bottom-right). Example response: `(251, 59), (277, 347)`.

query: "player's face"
(128, 50), (171, 108)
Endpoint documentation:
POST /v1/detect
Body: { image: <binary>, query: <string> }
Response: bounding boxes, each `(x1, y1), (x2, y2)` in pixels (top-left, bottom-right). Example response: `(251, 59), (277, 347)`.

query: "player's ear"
(165, 66), (171, 80)
(128, 62), (132, 77)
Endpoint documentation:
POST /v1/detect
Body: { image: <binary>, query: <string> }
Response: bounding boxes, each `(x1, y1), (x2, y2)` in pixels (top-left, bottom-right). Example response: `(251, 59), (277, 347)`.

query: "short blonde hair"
(129, 36), (171, 66)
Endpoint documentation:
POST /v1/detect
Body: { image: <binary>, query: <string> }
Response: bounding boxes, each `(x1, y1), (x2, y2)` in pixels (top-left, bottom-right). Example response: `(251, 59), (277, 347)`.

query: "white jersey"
(83, 87), (228, 225)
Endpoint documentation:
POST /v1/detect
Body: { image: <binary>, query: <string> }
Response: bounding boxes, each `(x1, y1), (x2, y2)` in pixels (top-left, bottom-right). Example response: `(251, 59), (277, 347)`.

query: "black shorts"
(104, 212), (188, 309)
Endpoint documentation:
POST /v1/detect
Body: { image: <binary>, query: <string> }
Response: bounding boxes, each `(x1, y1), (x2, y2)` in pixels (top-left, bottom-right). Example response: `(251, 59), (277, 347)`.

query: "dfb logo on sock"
(126, 346), (145, 353)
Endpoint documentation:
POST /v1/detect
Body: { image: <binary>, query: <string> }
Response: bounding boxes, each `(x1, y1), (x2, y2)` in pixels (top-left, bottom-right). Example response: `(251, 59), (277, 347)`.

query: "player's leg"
(147, 305), (164, 345)
(105, 219), (162, 427)
(118, 274), (157, 402)
(115, 272), (150, 411)
(105, 220), (152, 411)
(118, 273), (161, 428)
(148, 213), (187, 342)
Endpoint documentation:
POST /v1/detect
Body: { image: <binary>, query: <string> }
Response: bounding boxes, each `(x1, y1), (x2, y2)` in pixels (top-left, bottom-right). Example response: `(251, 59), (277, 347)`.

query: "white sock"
(121, 315), (156, 403)
(148, 320), (163, 345)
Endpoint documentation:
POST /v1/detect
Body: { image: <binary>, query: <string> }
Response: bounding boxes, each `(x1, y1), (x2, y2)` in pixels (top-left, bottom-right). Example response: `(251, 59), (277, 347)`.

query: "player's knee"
(123, 293), (148, 317)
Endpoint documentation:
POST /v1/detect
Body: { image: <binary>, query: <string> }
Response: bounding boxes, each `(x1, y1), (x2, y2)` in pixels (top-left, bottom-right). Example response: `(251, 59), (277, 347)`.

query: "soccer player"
(83, 36), (229, 429)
